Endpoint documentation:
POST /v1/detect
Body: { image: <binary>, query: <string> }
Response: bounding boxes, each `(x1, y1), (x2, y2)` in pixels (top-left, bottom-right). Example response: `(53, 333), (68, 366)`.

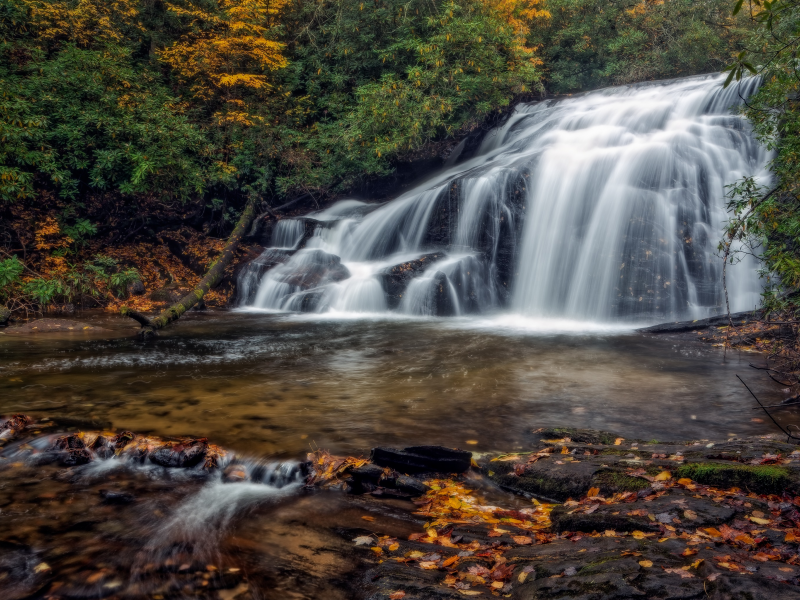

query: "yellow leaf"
(561, 446), (569, 454)
(690, 559), (704, 569)
(371, 547), (383, 554)
(614, 438), (624, 445)
(449, 497), (462, 509)
(750, 517), (770, 525)
(587, 487), (600, 497)
(654, 471), (672, 481)
(677, 478), (692, 485)
(388, 543), (399, 552)
(639, 560), (653, 568)
(632, 530), (646, 540)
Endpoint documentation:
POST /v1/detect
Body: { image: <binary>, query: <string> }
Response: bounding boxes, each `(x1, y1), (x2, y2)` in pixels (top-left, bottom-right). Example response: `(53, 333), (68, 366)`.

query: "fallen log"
(121, 198), (257, 339)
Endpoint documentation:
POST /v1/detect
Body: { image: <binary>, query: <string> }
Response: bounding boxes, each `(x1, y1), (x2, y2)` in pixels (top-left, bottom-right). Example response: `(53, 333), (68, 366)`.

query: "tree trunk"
(121, 198), (257, 339)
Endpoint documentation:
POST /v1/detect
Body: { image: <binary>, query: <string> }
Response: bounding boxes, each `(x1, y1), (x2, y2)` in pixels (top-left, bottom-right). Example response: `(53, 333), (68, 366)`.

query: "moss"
(578, 554), (623, 575)
(594, 470), (651, 492)
(676, 462), (791, 495)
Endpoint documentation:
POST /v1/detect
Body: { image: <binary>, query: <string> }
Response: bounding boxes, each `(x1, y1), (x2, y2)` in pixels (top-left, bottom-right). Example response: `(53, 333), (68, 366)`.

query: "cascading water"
(241, 74), (770, 323)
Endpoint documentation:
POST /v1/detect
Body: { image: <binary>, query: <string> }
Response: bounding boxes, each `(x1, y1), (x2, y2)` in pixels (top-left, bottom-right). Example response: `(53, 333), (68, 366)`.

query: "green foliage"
(278, 0), (542, 192)
(532, 0), (749, 93)
(0, 256), (23, 291)
(0, 43), (208, 202)
(722, 0), (800, 315)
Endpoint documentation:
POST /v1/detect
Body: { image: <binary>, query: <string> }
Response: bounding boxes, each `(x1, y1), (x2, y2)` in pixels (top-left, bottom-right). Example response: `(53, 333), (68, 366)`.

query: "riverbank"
(2, 415), (799, 600)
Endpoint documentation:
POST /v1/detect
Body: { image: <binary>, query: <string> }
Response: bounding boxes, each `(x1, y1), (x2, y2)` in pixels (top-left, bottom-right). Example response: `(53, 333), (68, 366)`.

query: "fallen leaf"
(442, 555), (459, 567)
(654, 471), (672, 481)
(690, 559), (704, 569)
(677, 478), (693, 485)
(664, 568), (694, 578)
(749, 517), (770, 525)
(681, 548), (698, 557)
(707, 573), (720, 581)
(449, 497), (462, 509)
(34, 563), (51, 573)
(513, 536), (533, 545)
(389, 592), (406, 600)
(371, 547), (383, 555)
(406, 551), (425, 559)
(353, 536), (373, 546)
(457, 591), (482, 596)
(490, 581), (504, 589)
(683, 510), (698, 520)
(466, 440), (478, 445)
(362, 516), (375, 522)
(561, 446), (570, 454)
(614, 438), (624, 445)
(639, 560), (653, 568)
(786, 531), (800, 543)
(388, 543), (400, 552)
(419, 561), (438, 570)
(587, 487), (600, 497)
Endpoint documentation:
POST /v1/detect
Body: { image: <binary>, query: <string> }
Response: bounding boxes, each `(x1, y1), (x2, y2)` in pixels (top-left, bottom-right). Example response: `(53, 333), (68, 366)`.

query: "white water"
(242, 74), (770, 324)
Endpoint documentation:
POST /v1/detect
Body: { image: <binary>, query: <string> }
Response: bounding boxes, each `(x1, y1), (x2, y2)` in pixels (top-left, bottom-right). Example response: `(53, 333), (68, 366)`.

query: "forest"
(0, 0), (761, 317)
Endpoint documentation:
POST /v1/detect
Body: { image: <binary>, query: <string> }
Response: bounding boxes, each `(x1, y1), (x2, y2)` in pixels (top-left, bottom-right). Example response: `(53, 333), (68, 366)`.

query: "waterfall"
(242, 74), (769, 323)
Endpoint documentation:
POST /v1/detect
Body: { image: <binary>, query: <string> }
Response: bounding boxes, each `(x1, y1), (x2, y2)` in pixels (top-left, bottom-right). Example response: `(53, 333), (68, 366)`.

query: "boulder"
(273, 249), (351, 289)
(379, 253), (445, 308)
(90, 431), (134, 459)
(370, 446), (472, 474)
(0, 305), (10, 326)
(50, 434), (92, 466)
(149, 438), (209, 468)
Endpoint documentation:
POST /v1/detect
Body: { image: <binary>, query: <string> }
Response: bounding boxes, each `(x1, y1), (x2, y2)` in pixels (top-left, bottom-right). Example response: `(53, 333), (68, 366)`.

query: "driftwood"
(121, 198), (257, 339)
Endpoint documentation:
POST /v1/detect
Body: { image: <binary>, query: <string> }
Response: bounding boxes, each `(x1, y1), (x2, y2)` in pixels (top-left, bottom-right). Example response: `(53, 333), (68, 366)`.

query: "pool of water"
(0, 310), (791, 457)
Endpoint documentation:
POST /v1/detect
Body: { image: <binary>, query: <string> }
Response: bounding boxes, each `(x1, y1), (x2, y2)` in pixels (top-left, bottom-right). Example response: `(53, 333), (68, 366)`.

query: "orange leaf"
(587, 487), (600, 497)
(389, 592), (406, 600)
(442, 555), (459, 567)
(512, 536), (533, 545)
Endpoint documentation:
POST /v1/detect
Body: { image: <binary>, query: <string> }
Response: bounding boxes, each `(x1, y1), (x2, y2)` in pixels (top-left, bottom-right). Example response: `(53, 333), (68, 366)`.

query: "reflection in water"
(0, 311), (793, 456)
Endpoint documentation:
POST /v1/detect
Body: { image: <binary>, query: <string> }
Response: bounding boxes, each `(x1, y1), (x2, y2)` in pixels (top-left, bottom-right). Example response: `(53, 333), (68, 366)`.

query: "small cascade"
(243, 74), (770, 324)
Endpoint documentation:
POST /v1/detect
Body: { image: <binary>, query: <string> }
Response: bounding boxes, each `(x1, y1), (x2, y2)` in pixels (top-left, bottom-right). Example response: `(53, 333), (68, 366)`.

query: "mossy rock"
(535, 428), (622, 445)
(676, 462), (794, 495)
(593, 469), (651, 493)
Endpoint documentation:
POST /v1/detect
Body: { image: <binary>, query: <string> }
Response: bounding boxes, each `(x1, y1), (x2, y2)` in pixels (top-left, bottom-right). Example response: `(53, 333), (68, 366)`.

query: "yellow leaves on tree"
(160, 0), (289, 106)
(481, 0), (550, 37)
(19, 0), (142, 48)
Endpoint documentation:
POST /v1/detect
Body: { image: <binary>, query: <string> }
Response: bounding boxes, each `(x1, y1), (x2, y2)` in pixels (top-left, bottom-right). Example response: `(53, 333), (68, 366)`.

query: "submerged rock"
(149, 438), (209, 468)
(371, 445), (472, 474)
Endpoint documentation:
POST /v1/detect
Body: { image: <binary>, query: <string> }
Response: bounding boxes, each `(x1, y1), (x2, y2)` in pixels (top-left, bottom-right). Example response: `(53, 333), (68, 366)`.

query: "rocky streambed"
(2, 413), (800, 600)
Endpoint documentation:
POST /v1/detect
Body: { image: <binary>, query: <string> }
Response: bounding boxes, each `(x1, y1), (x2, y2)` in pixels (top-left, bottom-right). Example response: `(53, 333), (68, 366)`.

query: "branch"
(122, 198), (258, 339)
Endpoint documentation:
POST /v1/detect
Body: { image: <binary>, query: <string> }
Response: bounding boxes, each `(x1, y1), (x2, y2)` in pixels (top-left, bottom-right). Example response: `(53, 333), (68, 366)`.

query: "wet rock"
(90, 431), (134, 459)
(235, 248), (291, 304)
(0, 414), (32, 435)
(395, 475), (431, 496)
(371, 446), (472, 474)
(149, 438), (209, 468)
(380, 253), (445, 308)
(428, 271), (458, 316)
(349, 463), (386, 483)
(4, 318), (110, 335)
(222, 462), (248, 482)
(0, 541), (49, 600)
(99, 489), (135, 504)
(273, 249), (351, 289)
(51, 434), (92, 466)
(0, 305), (10, 326)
